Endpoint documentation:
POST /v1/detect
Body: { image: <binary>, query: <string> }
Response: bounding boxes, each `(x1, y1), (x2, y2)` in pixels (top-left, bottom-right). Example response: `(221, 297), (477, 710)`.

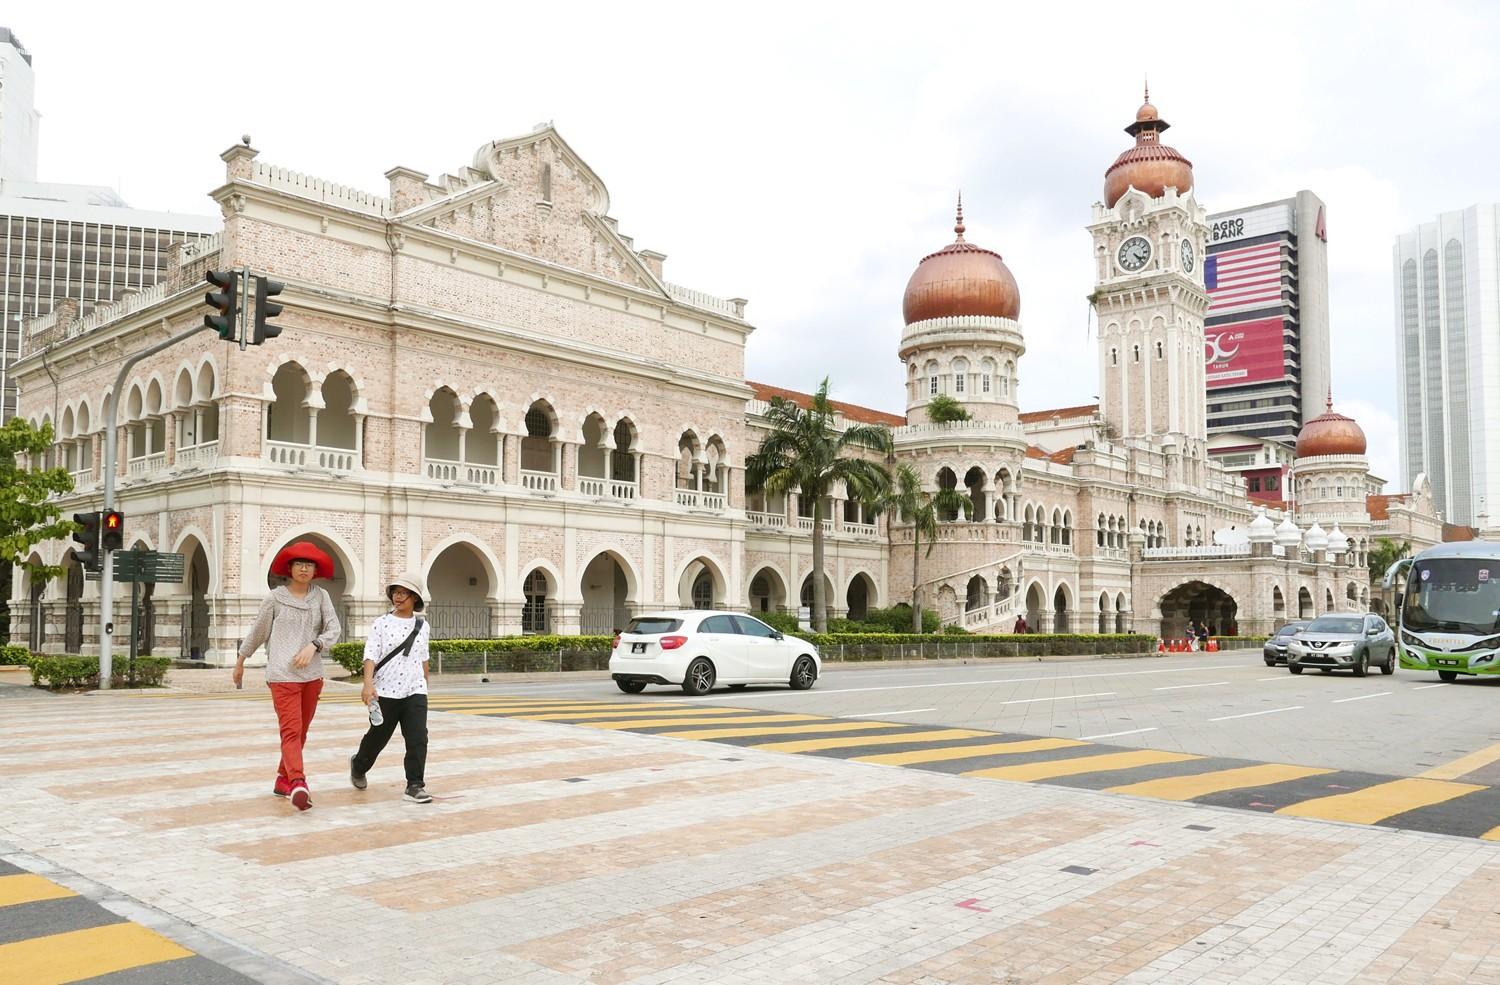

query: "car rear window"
(625, 618), (682, 635)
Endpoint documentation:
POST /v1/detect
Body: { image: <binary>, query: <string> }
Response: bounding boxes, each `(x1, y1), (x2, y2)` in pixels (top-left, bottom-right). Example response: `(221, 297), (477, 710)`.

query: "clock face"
(1118, 236), (1151, 272)
(1180, 239), (1195, 273)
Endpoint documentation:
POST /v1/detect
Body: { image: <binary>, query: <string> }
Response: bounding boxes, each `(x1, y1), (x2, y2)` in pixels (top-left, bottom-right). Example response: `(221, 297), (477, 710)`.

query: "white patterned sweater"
(362, 613), (431, 699)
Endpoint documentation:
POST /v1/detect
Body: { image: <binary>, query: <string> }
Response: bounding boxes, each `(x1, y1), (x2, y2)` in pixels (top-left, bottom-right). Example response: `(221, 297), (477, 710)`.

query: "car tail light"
(659, 635), (688, 650)
(611, 634), (621, 650)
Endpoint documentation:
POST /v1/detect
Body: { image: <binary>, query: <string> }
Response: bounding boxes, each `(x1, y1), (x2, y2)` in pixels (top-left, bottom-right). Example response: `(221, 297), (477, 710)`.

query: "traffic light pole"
(99, 322), (216, 688)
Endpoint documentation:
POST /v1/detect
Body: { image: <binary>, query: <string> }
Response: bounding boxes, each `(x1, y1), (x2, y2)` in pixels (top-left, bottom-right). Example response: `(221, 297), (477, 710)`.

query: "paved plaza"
(4, 669), (1500, 984)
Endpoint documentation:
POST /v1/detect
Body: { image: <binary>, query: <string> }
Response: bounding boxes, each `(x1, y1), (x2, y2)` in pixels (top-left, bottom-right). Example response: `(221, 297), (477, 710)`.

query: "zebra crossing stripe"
(965, 749), (1199, 782)
(1107, 763), (1333, 801)
(750, 728), (993, 755)
(854, 737), (1086, 767)
(1276, 777), (1484, 824)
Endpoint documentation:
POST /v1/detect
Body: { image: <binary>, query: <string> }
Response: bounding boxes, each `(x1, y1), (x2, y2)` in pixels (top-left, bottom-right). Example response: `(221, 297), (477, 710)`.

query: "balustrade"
(676, 488), (725, 510)
(175, 442), (219, 471)
(521, 469), (559, 493)
(266, 441), (357, 474)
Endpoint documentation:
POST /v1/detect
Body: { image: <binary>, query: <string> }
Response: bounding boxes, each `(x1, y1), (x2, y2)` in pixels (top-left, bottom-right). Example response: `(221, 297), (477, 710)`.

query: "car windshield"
(1275, 624), (1304, 638)
(1306, 616), (1363, 634)
(1403, 558), (1500, 636)
(625, 617), (682, 635)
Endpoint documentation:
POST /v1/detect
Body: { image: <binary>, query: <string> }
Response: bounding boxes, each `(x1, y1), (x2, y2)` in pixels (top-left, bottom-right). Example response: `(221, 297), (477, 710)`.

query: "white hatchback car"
(609, 610), (821, 695)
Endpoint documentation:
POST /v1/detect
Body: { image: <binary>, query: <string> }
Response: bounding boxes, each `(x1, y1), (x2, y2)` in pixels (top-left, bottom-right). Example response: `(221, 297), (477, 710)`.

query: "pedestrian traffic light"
(71, 511), (101, 571)
(252, 276), (284, 344)
(101, 510), (125, 552)
(204, 269), (239, 342)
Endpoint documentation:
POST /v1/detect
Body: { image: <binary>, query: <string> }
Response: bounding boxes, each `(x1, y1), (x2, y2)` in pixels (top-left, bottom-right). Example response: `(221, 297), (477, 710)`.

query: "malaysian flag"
(1205, 242), (1284, 313)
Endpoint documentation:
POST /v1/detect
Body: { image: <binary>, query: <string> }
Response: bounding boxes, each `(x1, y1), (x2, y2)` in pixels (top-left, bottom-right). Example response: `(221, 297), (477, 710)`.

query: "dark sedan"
(1263, 621), (1310, 666)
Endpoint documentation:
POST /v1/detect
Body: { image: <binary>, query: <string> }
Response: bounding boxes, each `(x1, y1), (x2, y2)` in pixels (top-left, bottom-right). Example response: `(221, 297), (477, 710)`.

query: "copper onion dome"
(902, 196), (1021, 324)
(1103, 87), (1194, 208)
(1296, 394), (1367, 458)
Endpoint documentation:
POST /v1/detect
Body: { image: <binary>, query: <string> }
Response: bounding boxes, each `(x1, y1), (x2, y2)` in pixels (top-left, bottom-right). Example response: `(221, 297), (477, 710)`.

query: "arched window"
(952, 357), (968, 394)
(935, 468), (959, 521)
(926, 359), (939, 396)
(1155, 340), (1164, 360)
(980, 358), (995, 395)
(1133, 345), (1141, 363)
(1110, 348), (1118, 367)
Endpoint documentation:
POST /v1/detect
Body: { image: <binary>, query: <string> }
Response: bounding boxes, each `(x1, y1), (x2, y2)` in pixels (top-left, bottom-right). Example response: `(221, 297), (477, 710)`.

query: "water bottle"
(368, 698), (383, 726)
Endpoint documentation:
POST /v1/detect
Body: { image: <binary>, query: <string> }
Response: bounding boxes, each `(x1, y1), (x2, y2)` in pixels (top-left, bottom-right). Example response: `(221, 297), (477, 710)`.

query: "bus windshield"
(1403, 557), (1500, 636)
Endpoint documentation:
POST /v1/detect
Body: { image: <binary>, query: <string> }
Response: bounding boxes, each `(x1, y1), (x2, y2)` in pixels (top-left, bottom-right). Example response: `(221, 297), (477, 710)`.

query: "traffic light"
(204, 269), (239, 342)
(101, 510), (125, 552)
(71, 511), (101, 571)
(252, 276), (284, 344)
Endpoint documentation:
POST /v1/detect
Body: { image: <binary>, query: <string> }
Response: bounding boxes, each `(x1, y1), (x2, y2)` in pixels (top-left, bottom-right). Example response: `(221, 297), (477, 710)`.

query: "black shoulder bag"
(368, 618), (425, 726)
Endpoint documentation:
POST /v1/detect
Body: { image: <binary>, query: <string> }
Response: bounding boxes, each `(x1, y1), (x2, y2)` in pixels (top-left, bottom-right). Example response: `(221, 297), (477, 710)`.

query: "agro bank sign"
(1205, 316), (1286, 387)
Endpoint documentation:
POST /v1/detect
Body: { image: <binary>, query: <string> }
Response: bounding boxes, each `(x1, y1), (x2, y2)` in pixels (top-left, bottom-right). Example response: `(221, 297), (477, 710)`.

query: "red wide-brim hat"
(270, 541), (336, 579)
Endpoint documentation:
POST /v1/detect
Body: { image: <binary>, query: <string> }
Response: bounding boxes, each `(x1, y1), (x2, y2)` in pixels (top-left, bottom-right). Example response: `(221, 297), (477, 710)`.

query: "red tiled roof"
(1248, 491), (1284, 505)
(1018, 403), (1100, 425)
(1443, 523), (1478, 543)
(748, 382), (905, 427)
(1366, 493), (1409, 521)
(1025, 444), (1076, 465)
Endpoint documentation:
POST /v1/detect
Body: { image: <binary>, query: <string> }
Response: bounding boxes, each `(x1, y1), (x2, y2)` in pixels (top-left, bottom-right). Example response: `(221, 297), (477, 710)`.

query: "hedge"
(328, 632), (1159, 675)
(1, 643), (32, 668)
(28, 654), (170, 690)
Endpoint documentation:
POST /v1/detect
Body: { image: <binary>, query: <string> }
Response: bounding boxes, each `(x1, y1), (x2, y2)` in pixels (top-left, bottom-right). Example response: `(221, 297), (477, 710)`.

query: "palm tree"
(1368, 537), (1411, 585)
(745, 378), (893, 632)
(884, 462), (973, 633)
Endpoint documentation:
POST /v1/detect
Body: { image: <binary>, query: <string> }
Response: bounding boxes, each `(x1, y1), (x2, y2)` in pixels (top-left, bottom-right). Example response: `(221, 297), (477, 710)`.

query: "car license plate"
(632, 642), (646, 654)
(1435, 658), (1459, 666)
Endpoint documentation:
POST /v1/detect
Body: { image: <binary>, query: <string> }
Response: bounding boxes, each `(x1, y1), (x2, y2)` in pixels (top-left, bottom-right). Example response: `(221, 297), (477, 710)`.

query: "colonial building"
(9, 101), (1443, 662)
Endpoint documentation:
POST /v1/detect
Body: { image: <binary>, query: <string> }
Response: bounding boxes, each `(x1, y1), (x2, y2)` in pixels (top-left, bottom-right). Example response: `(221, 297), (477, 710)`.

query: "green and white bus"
(1384, 541), (1500, 681)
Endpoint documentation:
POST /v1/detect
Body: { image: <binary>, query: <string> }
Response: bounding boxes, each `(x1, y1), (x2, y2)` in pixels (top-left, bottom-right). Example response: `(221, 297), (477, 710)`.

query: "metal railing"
(580, 605), (633, 635)
(426, 604), (493, 640)
(180, 601), (210, 660)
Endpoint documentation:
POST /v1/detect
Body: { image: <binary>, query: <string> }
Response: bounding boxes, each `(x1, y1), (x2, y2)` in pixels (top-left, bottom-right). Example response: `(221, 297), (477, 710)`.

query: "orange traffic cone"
(1157, 639), (1167, 653)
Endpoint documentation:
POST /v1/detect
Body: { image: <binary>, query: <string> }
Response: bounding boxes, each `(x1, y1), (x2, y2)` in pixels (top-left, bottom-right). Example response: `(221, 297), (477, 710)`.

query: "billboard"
(1205, 316), (1286, 388)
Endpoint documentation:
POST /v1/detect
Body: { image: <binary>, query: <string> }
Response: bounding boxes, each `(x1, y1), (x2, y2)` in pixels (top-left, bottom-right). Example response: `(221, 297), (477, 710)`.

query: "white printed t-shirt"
(362, 613), (431, 699)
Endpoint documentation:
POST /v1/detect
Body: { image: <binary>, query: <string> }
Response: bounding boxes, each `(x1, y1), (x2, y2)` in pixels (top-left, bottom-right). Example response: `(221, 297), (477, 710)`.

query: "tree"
(883, 463), (973, 633)
(925, 394), (971, 423)
(1, 417), (77, 595)
(1368, 537), (1411, 586)
(745, 378), (892, 632)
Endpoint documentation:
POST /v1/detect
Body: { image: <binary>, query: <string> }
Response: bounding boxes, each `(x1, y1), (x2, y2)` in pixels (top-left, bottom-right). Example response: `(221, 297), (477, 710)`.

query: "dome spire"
(1326, 385), (1333, 413)
(954, 192), (966, 241)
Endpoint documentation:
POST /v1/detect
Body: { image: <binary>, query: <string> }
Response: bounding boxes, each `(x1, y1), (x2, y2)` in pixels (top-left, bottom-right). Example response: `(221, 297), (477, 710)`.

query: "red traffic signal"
(101, 510), (125, 551)
(204, 269), (239, 341)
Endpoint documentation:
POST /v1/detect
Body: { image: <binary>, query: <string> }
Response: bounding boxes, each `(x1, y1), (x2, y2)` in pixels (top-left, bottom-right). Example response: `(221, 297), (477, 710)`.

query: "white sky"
(12, 1), (1500, 490)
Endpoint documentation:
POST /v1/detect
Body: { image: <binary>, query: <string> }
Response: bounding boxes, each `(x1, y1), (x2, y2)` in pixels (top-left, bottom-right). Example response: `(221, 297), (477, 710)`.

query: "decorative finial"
(1326, 386), (1333, 413)
(1143, 76), (1149, 103)
(954, 192), (965, 240)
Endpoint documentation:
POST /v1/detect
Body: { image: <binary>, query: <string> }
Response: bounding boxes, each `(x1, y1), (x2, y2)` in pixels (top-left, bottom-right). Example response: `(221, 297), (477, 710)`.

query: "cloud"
(1339, 398), (1401, 493)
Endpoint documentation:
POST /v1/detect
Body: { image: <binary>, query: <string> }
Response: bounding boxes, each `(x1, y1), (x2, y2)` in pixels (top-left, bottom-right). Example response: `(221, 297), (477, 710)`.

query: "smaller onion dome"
(902, 194), (1021, 324)
(1305, 522), (1329, 551)
(1103, 87), (1194, 208)
(1248, 510), (1276, 544)
(1326, 524), (1349, 554)
(1296, 393), (1367, 458)
(1275, 516), (1302, 548)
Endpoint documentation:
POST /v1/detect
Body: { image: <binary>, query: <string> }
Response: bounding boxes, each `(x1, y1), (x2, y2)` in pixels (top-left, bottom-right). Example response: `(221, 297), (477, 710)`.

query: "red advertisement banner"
(1204, 316), (1286, 389)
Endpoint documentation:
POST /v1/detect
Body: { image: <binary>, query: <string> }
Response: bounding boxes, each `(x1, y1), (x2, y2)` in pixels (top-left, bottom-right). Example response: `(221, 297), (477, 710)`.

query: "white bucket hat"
(386, 571), (428, 611)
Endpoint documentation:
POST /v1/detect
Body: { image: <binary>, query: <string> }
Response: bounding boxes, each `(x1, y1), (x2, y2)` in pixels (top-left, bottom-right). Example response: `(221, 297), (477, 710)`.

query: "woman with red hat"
(233, 540), (343, 812)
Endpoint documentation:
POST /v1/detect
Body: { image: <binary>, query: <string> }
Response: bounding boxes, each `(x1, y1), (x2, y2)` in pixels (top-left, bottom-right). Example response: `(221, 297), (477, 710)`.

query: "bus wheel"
(1438, 670), (1459, 683)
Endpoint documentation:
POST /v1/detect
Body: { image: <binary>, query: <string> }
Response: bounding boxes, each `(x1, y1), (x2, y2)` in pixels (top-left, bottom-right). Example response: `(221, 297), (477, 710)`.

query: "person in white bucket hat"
(350, 571), (435, 803)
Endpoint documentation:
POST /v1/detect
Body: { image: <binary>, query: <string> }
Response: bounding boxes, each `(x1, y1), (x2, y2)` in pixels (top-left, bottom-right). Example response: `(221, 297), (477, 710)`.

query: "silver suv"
(1287, 613), (1396, 677)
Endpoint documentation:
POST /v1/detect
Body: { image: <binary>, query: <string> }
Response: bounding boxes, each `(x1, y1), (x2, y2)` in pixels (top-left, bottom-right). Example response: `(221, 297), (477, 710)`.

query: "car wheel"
(789, 655), (817, 690)
(1381, 650), (1396, 675)
(681, 658), (716, 696)
(1288, 665), (1303, 675)
(1439, 670), (1459, 683)
(616, 679), (646, 694)
(1264, 659), (1276, 667)
(1352, 650), (1367, 677)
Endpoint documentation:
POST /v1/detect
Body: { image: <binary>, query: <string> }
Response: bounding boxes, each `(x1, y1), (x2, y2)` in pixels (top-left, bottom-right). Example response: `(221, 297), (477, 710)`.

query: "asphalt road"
(443, 651), (1500, 782)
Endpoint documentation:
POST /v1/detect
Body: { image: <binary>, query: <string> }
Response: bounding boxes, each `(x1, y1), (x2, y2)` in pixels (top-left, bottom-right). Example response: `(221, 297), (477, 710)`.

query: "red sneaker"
(289, 780), (312, 812)
(273, 776), (291, 798)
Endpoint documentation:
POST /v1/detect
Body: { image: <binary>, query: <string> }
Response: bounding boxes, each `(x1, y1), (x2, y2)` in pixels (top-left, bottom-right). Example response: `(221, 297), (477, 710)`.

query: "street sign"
(111, 551), (186, 584)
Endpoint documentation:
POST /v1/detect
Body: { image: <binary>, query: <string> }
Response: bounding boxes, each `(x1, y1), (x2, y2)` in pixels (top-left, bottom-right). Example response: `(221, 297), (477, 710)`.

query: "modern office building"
(0, 27), (219, 423)
(1394, 203), (1500, 526)
(1203, 190), (1331, 446)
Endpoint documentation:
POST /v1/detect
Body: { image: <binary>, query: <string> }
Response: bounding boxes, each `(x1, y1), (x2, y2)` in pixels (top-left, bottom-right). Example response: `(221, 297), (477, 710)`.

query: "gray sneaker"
(404, 784), (432, 804)
(350, 755), (367, 791)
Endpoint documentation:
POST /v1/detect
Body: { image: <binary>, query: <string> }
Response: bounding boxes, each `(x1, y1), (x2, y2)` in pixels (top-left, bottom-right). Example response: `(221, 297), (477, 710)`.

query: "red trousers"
(269, 679), (324, 783)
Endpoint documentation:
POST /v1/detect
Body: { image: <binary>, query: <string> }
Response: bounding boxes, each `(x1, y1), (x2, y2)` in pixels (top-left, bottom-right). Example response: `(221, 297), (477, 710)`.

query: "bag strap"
(373, 617), (424, 675)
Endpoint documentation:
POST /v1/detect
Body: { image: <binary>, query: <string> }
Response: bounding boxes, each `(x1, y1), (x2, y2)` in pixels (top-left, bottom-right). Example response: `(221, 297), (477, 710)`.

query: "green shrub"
(756, 611), (801, 634)
(858, 606), (940, 634)
(1, 644), (32, 668)
(330, 635), (615, 676)
(27, 654), (170, 689)
(941, 624), (970, 635)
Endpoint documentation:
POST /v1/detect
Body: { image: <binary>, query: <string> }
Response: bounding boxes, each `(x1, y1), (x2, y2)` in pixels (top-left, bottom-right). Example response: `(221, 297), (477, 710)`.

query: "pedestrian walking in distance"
(350, 572), (434, 804)
(234, 541), (342, 812)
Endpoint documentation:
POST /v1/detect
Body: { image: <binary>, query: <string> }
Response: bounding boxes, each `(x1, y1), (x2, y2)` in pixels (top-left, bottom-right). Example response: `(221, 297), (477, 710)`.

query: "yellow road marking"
(1276, 777), (1484, 824)
(1419, 740), (1500, 781)
(512, 707), (757, 722)
(657, 721), (909, 740)
(1107, 763), (1333, 801)
(0, 873), (77, 908)
(751, 728), (993, 754)
(965, 749), (1199, 782)
(1482, 824), (1500, 842)
(854, 737), (1086, 766)
(0, 922), (193, 985)
(583, 713), (820, 730)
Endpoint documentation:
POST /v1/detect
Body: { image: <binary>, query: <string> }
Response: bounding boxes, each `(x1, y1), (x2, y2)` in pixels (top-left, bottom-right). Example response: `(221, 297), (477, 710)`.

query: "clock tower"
(1088, 92), (1211, 446)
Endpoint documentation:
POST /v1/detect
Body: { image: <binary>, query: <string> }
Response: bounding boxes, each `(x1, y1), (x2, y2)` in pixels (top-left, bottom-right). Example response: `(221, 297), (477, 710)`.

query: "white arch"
(843, 567), (883, 609)
(424, 534), (504, 602)
(171, 525), (219, 595)
(516, 558), (563, 601)
(675, 551), (730, 605)
(577, 543), (642, 601)
(256, 524), (362, 597)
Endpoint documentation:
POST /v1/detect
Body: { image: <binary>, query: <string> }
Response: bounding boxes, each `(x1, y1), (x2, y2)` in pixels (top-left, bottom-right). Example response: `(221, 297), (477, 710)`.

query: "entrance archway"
(427, 541), (496, 638)
(64, 554), (84, 652)
(581, 551), (635, 634)
(1298, 587), (1313, 619)
(1159, 581), (1239, 639)
(748, 566), (787, 614)
(846, 572), (876, 621)
(1024, 582), (1045, 632)
(1053, 584), (1071, 633)
(1098, 592), (1110, 633)
(521, 567), (553, 634)
(679, 556), (726, 610)
(966, 576), (988, 614)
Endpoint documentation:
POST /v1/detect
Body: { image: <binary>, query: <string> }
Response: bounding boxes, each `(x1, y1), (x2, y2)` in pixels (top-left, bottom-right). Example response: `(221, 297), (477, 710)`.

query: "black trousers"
(353, 693), (428, 785)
